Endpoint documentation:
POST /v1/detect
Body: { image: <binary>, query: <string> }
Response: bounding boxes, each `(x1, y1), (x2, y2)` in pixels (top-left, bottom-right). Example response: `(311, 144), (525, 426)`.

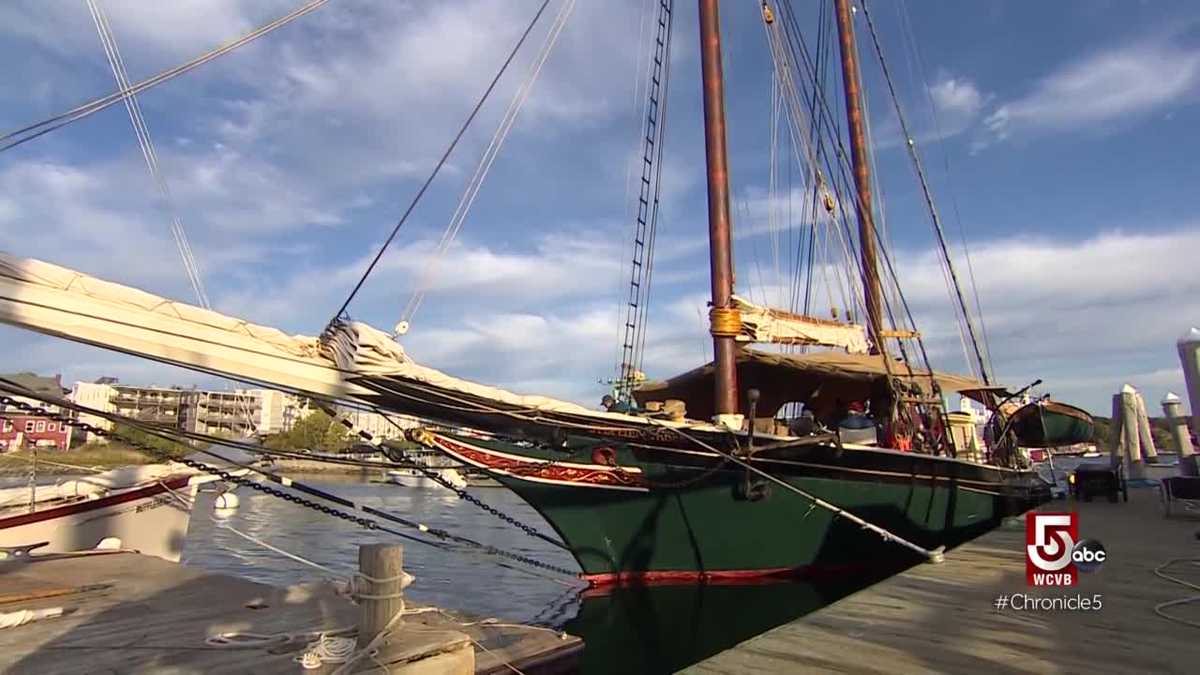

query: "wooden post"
(1133, 391), (1158, 461)
(1119, 385), (1145, 479)
(358, 543), (405, 650)
(1179, 328), (1200, 442)
(1163, 393), (1197, 477)
(1109, 393), (1123, 470)
(1162, 393), (1195, 457)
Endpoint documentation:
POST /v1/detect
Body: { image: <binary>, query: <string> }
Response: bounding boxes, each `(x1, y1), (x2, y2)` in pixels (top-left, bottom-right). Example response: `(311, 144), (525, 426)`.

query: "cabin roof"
(633, 349), (993, 421)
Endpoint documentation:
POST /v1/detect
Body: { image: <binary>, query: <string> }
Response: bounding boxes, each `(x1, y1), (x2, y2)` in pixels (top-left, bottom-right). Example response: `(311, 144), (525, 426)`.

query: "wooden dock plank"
(686, 488), (1200, 674)
(0, 551), (580, 673)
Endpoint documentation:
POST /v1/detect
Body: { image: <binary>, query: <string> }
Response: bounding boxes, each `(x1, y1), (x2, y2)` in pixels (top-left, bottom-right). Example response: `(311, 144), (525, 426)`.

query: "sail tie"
(708, 306), (742, 337)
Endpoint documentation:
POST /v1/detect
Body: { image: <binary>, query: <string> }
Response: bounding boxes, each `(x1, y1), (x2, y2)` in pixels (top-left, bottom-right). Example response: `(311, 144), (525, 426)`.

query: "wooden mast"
(698, 0), (739, 419)
(833, 0), (885, 354)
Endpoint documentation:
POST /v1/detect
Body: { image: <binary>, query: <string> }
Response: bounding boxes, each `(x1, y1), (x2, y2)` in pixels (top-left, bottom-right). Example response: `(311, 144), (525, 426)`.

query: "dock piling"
(357, 542), (408, 649)
(1118, 385), (1146, 478)
(1163, 392), (1197, 476)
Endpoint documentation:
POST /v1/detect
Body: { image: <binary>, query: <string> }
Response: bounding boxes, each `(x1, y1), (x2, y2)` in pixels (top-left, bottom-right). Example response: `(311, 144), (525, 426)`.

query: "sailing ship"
(0, 0), (1071, 585)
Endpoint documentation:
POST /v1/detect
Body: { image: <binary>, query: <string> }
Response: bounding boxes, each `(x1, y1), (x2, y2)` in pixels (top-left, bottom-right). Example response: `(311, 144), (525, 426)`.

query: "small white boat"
(386, 467), (468, 490)
(0, 463), (222, 562)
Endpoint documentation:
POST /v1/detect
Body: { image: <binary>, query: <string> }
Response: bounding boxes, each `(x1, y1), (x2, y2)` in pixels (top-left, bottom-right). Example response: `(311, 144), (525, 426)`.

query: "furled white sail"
(731, 295), (869, 354)
(0, 252), (723, 432)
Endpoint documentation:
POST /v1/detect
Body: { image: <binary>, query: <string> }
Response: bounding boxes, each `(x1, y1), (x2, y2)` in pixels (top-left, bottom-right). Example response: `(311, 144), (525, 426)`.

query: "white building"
(69, 381), (117, 442)
(254, 389), (306, 435)
(69, 380), (307, 441)
(336, 407), (419, 441)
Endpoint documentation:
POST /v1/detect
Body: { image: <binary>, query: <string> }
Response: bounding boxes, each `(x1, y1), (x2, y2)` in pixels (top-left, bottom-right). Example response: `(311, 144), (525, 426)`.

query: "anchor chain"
(327, 410), (568, 549)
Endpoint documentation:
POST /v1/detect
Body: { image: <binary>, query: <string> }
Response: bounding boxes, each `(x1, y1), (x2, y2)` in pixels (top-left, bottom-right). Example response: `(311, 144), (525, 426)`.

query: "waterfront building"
(0, 373), (74, 449)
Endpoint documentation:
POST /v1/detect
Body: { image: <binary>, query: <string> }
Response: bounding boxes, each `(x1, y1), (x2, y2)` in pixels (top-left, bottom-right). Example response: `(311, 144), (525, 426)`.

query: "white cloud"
(4, 222), (1196, 415)
(929, 77), (985, 121)
(893, 228), (1198, 411)
(871, 74), (990, 150)
(978, 40), (1200, 148)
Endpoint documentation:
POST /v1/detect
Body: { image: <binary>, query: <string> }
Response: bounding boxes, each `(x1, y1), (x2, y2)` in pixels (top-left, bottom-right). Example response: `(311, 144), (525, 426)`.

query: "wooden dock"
(686, 486), (1200, 674)
(0, 549), (581, 673)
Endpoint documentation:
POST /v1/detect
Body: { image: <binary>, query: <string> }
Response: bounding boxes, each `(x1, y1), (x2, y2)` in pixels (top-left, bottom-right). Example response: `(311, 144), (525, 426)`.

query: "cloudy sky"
(1, 0), (1197, 416)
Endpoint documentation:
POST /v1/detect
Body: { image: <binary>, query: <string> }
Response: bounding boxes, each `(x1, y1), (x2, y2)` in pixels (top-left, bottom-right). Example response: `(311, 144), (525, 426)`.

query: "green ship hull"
(423, 430), (1046, 583)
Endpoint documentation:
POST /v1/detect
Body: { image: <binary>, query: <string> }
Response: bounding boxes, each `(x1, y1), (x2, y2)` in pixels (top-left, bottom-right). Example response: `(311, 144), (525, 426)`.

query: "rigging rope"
(329, 0), (554, 324)
(616, 0), (675, 400)
(765, 1), (868, 325)
(0, 382), (580, 582)
(398, 0), (577, 331)
(612, 0), (659, 389)
(0, 0), (334, 154)
(84, 0), (210, 310)
(649, 420), (945, 563)
(859, 0), (990, 384)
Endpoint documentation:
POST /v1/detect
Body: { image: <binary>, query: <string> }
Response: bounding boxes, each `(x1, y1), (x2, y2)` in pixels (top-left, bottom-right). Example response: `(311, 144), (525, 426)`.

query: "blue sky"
(1, 0), (1197, 416)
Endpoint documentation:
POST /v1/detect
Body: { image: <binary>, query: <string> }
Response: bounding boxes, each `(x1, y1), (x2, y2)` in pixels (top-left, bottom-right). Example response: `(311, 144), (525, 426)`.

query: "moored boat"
(1007, 400), (1095, 448)
(386, 466), (468, 490)
(0, 464), (221, 562)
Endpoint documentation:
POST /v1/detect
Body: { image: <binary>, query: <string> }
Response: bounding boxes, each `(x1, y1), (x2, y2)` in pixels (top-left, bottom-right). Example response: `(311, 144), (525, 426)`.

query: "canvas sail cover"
(0, 252), (713, 430)
(732, 295), (869, 354)
(635, 349), (990, 422)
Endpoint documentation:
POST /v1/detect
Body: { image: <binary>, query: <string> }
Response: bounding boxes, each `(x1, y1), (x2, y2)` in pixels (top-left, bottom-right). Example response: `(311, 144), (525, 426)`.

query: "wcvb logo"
(1026, 513), (1077, 586)
(1025, 513), (1107, 586)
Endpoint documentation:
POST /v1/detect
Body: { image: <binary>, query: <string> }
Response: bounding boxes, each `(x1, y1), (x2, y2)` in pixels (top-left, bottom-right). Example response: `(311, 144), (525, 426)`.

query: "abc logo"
(1072, 539), (1107, 573)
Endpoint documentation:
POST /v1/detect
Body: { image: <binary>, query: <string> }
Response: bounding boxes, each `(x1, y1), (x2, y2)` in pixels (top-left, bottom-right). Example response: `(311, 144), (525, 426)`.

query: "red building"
(0, 372), (74, 450)
(0, 415), (73, 450)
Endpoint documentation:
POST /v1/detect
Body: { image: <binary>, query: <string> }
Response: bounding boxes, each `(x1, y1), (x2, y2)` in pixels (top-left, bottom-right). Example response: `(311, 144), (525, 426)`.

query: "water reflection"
(184, 474), (579, 623)
(181, 474), (894, 673)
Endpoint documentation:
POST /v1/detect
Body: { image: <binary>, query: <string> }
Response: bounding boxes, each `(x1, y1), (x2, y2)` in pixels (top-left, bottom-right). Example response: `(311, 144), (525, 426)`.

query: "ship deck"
(0, 549), (581, 673)
(685, 477), (1200, 674)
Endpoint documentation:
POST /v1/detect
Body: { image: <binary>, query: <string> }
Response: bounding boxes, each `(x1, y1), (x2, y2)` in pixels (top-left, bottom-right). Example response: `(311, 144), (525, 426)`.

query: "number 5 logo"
(1026, 512), (1078, 586)
(1027, 513), (1075, 570)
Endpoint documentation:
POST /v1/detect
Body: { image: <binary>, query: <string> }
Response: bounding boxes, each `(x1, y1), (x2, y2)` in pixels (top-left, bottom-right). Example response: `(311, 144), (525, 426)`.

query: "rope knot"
(708, 307), (742, 337)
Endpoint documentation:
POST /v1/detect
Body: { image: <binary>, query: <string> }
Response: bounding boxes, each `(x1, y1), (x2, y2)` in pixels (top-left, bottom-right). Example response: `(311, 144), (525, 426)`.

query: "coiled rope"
(1154, 557), (1200, 629)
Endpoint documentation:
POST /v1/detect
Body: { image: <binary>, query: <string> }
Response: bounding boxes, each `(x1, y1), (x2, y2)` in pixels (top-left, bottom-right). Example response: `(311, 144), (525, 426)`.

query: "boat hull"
(0, 475), (197, 562)
(1010, 401), (1095, 448)
(423, 431), (1047, 583)
(386, 468), (468, 490)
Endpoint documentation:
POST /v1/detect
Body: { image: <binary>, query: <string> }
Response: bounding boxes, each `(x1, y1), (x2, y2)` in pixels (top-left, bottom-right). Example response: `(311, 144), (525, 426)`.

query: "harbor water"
(179, 474), (896, 673)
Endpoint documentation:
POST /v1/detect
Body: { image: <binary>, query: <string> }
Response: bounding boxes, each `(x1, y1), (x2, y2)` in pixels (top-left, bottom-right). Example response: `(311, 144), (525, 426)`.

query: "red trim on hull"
(0, 474), (191, 530)
(581, 562), (874, 591)
(432, 434), (648, 489)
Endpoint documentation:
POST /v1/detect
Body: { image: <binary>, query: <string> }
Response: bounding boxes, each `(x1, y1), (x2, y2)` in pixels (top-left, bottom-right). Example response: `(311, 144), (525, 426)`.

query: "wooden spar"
(698, 0), (739, 418)
(833, 0), (885, 354)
